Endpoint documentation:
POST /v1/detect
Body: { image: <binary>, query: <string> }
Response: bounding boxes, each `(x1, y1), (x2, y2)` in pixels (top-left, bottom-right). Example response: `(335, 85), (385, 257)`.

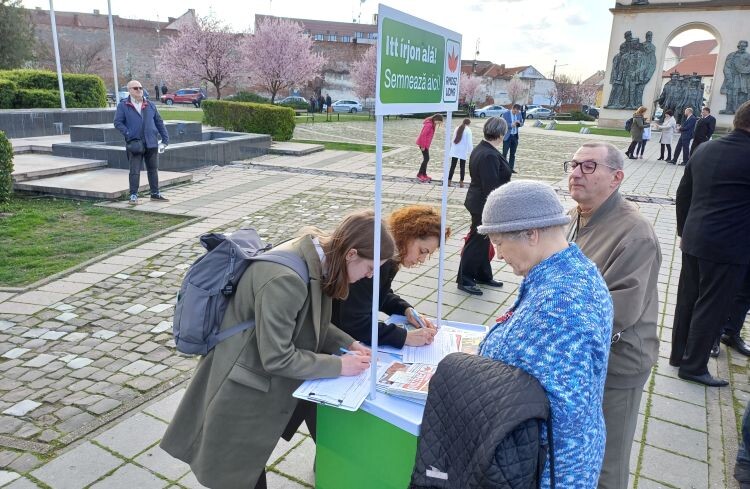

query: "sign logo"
(443, 39), (461, 103)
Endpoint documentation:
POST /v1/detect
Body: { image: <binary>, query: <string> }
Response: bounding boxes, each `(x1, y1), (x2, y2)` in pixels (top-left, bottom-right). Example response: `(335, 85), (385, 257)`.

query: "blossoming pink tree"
(459, 73), (484, 105)
(242, 17), (325, 103)
(506, 75), (529, 105)
(351, 47), (376, 106)
(159, 15), (240, 99)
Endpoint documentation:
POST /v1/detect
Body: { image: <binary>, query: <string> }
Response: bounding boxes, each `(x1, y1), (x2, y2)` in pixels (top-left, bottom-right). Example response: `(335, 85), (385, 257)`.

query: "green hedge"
(202, 100), (295, 141)
(227, 92), (271, 104)
(278, 100), (309, 111)
(569, 111), (595, 122)
(0, 69), (107, 109)
(0, 79), (16, 109)
(0, 131), (13, 206)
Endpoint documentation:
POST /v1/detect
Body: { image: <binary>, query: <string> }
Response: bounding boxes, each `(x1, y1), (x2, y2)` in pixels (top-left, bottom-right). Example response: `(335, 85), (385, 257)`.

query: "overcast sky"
(22, 0), (713, 79)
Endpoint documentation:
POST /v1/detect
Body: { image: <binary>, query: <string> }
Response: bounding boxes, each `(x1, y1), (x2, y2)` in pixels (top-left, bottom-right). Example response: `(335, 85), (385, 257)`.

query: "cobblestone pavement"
(0, 119), (747, 488)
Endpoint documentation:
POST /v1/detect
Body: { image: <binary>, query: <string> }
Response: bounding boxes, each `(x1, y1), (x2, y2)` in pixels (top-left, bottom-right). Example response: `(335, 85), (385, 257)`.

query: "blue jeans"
(502, 134), (519, 170)
(128, 146), (160, 196)
(735, 402), (750, 487)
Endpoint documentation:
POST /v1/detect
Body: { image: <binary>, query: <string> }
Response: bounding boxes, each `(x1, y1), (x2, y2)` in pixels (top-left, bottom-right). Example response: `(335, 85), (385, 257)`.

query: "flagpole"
(48, 0), (65, 109)
(107, 0), (120, 103)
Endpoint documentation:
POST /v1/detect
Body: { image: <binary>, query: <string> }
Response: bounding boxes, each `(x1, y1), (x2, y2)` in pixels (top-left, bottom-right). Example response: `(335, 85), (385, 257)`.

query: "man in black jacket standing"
(668, 107), (696, 165)
(457, 117), (511, 295)
(670, 100), (750, 386)
(690, 106), (717, 156)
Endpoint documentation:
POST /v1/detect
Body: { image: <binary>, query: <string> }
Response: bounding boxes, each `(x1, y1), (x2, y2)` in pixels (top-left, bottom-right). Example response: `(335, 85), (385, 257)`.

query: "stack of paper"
(376, 361), (437, 404)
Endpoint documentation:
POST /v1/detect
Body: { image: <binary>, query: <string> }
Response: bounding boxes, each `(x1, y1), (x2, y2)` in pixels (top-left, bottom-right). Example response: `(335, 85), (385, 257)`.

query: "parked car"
(331, 99), (363, 113)
(525, 107), (555, 119)
(474, 104), (507, 118)
(160, 88), (204, 106)
(114, 88), (151, 101)
(276, 96), (308, 105)
(586, 107), (600, 119)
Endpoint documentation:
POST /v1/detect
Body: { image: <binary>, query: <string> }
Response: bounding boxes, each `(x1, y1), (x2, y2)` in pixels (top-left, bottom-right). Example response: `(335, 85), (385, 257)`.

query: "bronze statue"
(606, 30), (657, 109)
(720, 40), (750, 114)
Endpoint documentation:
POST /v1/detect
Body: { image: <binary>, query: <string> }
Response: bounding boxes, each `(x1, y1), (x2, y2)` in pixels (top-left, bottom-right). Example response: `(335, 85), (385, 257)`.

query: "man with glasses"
(565, 142), (662, 489)
(114, 79), (170, 205)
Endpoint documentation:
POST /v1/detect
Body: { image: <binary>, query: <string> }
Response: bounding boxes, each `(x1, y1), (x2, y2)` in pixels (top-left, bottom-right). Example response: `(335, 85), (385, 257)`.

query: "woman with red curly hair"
(332, 205), (451, 348)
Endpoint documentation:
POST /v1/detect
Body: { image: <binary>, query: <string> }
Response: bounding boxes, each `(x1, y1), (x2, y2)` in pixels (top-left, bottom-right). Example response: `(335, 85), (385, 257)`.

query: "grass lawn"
(297, 113), (373, 123)
(0, 196), (191, 287)
(553, 122), (630, 138)
(159, 109), (203, 122)
(292, 139), (392, 153)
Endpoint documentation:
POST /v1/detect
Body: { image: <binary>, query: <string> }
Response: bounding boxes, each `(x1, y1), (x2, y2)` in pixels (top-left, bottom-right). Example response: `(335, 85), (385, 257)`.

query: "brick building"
(461, 60), (555, 105)
(25, 7), (196, 93)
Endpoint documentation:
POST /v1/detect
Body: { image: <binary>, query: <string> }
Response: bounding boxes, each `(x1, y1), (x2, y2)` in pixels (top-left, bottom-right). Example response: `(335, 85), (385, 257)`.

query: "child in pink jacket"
(416, 114), (444, 183)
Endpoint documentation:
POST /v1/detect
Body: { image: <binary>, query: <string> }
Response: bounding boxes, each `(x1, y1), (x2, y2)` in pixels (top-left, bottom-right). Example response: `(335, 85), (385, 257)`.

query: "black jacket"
(676, 129), (750, 264)
(331, 259), (411, 348)
(410, 353), (552, 489)
(693, 115), (716, 142)
(465, 140), (512, 216)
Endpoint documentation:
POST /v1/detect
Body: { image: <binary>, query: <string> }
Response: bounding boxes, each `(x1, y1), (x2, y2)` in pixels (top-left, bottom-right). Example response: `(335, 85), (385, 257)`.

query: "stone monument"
(605, 30), (656, 109)
(720, 40), (750, 114)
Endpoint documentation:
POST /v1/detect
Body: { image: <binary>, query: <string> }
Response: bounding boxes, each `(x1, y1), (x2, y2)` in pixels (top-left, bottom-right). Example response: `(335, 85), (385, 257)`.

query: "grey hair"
(483, 116), (508, 141)
(580, 141), (624, 170)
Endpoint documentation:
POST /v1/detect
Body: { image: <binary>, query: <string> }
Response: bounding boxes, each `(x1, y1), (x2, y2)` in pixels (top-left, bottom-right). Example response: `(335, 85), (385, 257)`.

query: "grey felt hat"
(477, 180), (570, 234)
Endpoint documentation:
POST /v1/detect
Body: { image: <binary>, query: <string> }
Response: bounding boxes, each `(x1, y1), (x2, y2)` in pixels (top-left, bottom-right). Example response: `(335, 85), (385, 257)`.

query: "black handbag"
(126, 138), (145, 154)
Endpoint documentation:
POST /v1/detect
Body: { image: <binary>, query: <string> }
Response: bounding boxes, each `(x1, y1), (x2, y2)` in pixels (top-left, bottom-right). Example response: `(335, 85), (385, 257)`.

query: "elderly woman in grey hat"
(477, 180), (613, 489)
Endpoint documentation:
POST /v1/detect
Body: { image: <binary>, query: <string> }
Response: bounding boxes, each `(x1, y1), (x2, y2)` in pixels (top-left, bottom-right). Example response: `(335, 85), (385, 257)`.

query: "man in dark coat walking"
(668, 107), (696, 165)
(690, 106), (717, 156)
(670, 100), (750, 386)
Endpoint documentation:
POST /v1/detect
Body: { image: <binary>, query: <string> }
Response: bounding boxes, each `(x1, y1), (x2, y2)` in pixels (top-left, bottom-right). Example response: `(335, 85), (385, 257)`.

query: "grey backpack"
(173, 229), (309, 355)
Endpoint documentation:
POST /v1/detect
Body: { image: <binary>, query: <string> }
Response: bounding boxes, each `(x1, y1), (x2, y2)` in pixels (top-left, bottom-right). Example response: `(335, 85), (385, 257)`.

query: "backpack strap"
(251, 250), (310, 283)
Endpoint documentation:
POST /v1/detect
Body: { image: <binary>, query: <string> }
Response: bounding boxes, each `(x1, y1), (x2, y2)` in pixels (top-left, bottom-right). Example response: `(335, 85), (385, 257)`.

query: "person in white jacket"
(448, 118), (472, 187)
(654, 109), (676, 161)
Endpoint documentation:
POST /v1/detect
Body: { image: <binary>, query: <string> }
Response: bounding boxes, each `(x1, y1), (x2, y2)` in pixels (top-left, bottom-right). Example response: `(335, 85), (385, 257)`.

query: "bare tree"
(35, 38), (109, 74)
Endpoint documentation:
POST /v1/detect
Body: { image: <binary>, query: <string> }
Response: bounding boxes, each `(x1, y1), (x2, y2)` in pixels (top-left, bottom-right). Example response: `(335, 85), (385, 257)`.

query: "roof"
(24, 7), (184, 32)
(460, 60), (531, 79)
(254, 14), (377, 36)
(662, 53), (718, 77)
(668, 39), (718, 58)
(581, 70), (606, 86)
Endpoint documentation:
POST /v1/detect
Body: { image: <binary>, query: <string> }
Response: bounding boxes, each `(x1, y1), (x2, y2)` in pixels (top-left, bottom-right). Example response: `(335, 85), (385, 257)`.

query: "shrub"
(569, 111), (595, 122)
(227, 92), (271, 104)
(202, 100), (295, 141)
(278, 100), (309, 111)
(14, 89), (61, 108)
(0, 79), (17, 108)
(0, 131), (13, 206)
(0, 70), (106, 108)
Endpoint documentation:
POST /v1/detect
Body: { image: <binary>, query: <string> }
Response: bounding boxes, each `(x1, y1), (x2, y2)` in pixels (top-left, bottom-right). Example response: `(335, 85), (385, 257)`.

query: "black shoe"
(657, 157), (664, 160)
(677, 371), (728, 387)
(710, 340), (720, 358)
(678, 162), (686, 166)
(667, 159), (676, 164)
(511, 169), (518, 174)
(721, 334), (750, 356)
(476, 279), (504, 288)
(457, 283), (483, 296)
(669, 358), (681, 367)
(151, 193), (170, 202)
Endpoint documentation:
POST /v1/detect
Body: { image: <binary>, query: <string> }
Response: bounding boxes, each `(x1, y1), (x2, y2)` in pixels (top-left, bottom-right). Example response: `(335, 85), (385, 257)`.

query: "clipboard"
(293, 362), (389, 411)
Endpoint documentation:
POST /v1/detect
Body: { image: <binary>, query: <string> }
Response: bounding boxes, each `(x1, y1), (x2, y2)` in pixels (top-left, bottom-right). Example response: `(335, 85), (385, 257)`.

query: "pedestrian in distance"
(654, 109), (676, 161)
(448, 118), (472, 187)
(160, 210), (396, 489)
(690, 106), (717, 157)
(415, 113), (444, 183)
(456, 116), (511, 296)
(668, 107), (696, 165)
(502, 104), (524, 172)
(625, 106), (647, 159)
(113, 80), (170, 205)
(333, 205), (450, 349)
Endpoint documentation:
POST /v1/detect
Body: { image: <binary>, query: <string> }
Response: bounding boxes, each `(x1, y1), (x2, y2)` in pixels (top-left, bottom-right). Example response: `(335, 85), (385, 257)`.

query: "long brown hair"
(453, 118), (471, 144)
(320, 210), (395, 300)
(389, 206), (451, 266)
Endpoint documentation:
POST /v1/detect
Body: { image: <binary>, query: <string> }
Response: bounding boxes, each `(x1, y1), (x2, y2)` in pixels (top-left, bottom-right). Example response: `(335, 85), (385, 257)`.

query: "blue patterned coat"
(479, 244), (613, 489)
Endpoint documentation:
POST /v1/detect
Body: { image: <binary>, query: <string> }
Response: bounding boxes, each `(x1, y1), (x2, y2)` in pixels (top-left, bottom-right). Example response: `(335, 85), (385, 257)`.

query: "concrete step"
(268, 141), (325, 156)
(12, 154), (108, 182)
(13, 168), (193, 199)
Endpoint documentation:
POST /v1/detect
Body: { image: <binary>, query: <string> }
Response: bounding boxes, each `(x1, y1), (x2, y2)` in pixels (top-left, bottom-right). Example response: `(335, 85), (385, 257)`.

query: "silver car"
(525, 107), (555, 119)
(474, 105), (507, 118)
(331, 100), (363, 113)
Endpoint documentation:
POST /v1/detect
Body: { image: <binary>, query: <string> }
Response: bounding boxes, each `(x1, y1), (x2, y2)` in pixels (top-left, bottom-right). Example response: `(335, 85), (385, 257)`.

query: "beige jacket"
(569, 191), (662, 388)
(160, 235), (354, 488)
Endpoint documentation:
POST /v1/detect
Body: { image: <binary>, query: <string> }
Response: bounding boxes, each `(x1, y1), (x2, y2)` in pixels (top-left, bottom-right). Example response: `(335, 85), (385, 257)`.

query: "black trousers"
(625, 140), (639, 157)
(672, 137), (691, 163)
(502, 134), (519, 170)
(690, 137), (709, 157)
(670, 253), (748, 375)
(418, 148), (430, 175)
(448, 157), (465, 182)
(457, 212), (494, 286)
(128, 147), (160, 196)
(636, 139), (647, 156)
(660, 143), (672, 160)
(724, 269), (750, 336)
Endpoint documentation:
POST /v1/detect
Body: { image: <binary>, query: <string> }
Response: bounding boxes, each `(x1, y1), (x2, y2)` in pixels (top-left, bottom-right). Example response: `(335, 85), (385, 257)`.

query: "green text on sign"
(379, 18), (445, 104)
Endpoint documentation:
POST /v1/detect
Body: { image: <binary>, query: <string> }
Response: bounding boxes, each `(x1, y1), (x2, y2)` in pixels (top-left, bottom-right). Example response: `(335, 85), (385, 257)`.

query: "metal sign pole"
(48, 0), (66, 110)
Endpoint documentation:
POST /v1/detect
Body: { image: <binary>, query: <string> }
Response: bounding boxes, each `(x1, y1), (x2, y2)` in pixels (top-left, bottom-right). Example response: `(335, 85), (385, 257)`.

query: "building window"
(355, 31), (364, 38)
(328, 34), (337, 41)
(314, 34), (324, 41)
(368, 32), (377, 39)
(341, 35), (351, 42)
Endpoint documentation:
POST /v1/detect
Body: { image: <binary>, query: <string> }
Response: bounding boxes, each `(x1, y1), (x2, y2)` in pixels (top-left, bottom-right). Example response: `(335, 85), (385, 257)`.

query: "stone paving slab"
(11, 154), (107, 182)
(30, 441), (122, 489)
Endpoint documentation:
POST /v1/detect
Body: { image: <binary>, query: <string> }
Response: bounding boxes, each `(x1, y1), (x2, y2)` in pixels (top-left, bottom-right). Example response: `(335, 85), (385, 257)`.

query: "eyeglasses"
(129, 86), (143, 90)
(563, 159), (618, 174)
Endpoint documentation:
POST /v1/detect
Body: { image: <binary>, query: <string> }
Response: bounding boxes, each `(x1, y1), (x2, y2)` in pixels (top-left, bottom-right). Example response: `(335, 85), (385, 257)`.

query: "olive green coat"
(160, 236), (355, 488)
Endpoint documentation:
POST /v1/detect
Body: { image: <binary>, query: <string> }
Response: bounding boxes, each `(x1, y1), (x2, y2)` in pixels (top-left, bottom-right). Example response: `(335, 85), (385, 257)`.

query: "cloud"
(565, 13), (589, 25)
(520, 19), (552, 31)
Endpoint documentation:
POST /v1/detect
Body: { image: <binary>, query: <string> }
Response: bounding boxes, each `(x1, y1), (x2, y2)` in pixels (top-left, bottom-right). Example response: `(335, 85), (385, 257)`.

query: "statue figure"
(606, 29), (657, 110)
(658, 72), (680, 119)
(673, 75), (690, 124)
(720, 40), (750, 114)
(632, 0), (649, 4)
(686, 74), (705, 114)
